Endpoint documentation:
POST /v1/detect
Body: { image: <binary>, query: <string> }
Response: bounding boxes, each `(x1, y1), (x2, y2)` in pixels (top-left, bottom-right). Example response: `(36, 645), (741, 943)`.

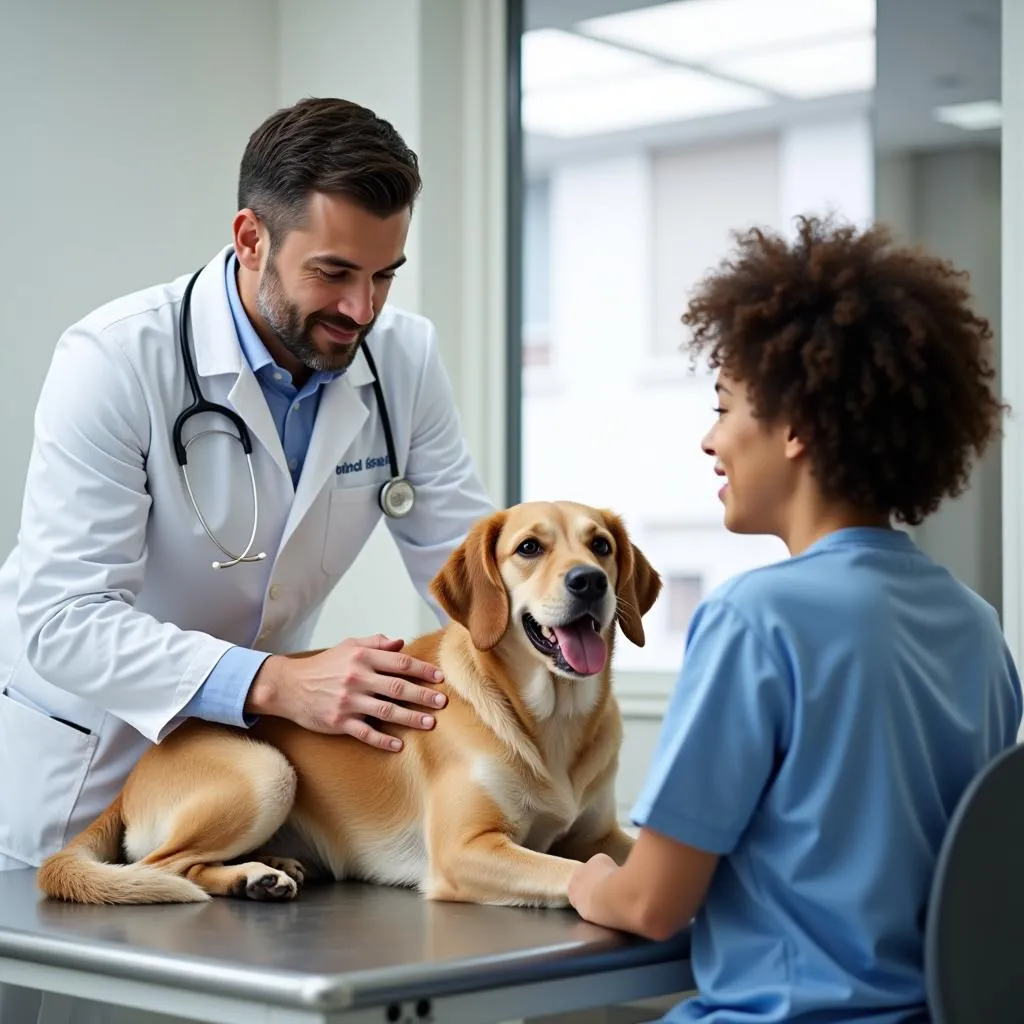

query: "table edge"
(0, 926), (692, 1010)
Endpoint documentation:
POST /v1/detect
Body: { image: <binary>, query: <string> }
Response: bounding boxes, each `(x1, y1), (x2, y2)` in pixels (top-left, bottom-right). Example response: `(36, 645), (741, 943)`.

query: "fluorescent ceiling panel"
(521, 27), (656, 94)
(521, 65), (771, 138)
(712, 35), (875, 98)
(933, 100), (1002, 131)
(580, 0), (875, 64)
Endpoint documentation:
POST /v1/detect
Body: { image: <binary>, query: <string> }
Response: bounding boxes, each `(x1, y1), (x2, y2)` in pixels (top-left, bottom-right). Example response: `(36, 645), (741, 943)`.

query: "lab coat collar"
(188, 246), (244, 379)
(185, 246), (380, 530)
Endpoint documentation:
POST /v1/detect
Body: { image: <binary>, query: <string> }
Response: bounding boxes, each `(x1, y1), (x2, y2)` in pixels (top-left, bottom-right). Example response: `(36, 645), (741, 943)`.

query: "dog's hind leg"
(122, 728), (302, 901)
(184, 860), (299, 901)
(247, 825), (331, 888)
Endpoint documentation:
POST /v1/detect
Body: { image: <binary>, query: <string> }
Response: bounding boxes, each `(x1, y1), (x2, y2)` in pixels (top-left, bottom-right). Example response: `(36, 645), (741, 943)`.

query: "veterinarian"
(566, 217), (1023, 1023)
(0, 96), (494, 884)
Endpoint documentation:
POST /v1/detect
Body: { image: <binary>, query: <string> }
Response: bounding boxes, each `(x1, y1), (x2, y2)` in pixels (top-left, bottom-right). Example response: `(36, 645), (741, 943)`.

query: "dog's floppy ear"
(604, 511), (662, 647)
(430, 510), (510, 651)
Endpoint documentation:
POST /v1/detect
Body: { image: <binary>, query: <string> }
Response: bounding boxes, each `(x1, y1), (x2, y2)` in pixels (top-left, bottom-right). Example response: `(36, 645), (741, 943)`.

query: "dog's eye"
(591, 536), (612, 557)
(516, 538), (542, 557)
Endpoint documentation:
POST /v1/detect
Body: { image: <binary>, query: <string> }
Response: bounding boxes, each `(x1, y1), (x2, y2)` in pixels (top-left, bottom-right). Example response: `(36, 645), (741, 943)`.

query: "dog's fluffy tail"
(36, 796), (208, 905)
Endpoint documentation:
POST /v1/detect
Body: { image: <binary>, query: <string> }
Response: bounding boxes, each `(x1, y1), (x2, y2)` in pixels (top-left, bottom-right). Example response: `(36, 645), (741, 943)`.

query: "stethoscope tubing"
(172, 265), (414, 570)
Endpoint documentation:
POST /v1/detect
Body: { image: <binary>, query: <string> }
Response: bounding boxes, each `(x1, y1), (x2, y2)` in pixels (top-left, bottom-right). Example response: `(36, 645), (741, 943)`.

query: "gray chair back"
(925, 741), (1024, 1023)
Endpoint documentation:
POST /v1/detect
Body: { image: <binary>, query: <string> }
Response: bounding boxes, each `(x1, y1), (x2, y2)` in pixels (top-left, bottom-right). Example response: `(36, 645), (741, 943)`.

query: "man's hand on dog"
(246, 635), (447, 750)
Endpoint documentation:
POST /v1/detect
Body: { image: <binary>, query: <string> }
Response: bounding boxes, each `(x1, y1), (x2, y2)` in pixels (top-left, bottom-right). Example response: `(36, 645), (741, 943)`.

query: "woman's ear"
(784, 425), (806, 460)
(430, 511), (510, 650)
(603, 511), (662, 647)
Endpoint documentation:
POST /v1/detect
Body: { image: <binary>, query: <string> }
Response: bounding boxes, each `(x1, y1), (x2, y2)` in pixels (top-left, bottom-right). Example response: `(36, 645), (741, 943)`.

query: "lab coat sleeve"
(15, 326), (236, 743)
(180, 645), (268, 727)
(386, 324), (496, 623)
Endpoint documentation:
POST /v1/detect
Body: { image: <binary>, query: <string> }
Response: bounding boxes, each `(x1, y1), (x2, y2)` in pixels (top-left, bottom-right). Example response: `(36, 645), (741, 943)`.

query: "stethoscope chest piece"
(379, 477), (416, 519)
(360, 342), (416, 520)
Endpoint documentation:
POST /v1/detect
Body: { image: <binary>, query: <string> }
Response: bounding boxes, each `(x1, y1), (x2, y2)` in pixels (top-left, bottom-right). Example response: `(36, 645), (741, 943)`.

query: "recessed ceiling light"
(580, 0), (875, 64)
(712, 35), (875, 98)
(521, 28), (655, 94)
(933, 100), (1002, 131)
(521, 65), (771, 138)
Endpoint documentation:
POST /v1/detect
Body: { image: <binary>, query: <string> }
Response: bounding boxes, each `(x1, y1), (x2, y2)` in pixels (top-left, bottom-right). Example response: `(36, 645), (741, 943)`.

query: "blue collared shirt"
(224, 254), (341, 487)
(181, 254), (343, 726)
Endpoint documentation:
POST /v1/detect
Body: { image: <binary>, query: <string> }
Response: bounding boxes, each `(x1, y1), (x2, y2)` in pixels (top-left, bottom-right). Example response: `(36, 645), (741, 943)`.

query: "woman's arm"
(569, 828), (719, 940)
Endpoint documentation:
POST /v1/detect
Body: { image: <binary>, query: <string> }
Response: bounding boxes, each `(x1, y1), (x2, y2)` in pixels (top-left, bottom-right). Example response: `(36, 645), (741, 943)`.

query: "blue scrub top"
(633, 527), (1022, 1023)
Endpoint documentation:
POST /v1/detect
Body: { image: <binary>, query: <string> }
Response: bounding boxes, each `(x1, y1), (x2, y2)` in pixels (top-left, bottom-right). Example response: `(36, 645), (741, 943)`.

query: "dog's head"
(430, 502), (662, 681)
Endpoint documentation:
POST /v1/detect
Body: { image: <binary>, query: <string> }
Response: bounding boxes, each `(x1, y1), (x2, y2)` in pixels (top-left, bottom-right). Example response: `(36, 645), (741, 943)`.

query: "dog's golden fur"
(37, 501), (661, 908)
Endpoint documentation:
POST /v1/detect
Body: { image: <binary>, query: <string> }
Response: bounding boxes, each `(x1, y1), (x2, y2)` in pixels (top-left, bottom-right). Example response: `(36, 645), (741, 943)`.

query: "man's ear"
(603, 511), (662, 647)
(430, 511), (510, 651)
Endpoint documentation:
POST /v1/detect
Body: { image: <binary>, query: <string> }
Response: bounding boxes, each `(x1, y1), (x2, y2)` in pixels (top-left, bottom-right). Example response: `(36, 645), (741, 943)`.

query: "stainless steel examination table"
(0, 869), (693, 1024)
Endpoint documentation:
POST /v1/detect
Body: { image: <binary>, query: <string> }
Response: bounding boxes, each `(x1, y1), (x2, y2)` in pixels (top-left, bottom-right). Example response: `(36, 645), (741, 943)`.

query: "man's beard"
(256, 259), (374, 373)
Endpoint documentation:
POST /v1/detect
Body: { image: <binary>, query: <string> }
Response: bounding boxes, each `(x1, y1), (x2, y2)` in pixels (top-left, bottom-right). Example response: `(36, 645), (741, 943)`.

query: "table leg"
(36, 993), (75, 1024)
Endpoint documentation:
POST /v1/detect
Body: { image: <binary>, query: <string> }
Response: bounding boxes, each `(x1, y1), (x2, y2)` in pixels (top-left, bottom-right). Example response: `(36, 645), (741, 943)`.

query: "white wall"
(876, 146), (1003, 615)
(278, 0), (435, 646)
(0, 0), (279, 551)
(287, 0), (508, 647)
(778, 118), (874, 232)
(1002, 0), (1024, 677)
(0, 0), (507, 651)
(651, 134), (779, 357)
(913, 148), (1003, 615)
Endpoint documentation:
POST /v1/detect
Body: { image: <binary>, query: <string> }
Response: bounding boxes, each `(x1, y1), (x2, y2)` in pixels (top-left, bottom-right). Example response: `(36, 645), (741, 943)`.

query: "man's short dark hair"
(238, 97), (422, 243)
(682, 215), (1006, 526)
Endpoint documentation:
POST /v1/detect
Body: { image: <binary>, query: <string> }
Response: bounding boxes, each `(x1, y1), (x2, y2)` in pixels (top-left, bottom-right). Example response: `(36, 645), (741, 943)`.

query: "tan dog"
(38, 501), (661, 908)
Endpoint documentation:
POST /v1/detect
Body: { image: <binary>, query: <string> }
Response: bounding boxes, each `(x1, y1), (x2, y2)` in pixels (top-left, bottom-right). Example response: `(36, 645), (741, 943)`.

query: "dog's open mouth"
(523, 612), (608, 677)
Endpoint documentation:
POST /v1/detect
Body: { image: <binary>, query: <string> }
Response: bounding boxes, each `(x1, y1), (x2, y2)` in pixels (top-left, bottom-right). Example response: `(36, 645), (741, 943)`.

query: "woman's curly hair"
(682, 215), (1006, 526)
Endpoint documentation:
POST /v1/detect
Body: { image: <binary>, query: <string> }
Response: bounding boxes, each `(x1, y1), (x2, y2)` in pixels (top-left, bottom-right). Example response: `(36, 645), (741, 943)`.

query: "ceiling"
(521, 0), (1001, 171)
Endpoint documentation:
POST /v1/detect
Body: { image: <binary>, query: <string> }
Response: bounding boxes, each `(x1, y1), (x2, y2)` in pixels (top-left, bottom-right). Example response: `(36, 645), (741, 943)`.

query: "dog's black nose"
(564, 565), (608, 601)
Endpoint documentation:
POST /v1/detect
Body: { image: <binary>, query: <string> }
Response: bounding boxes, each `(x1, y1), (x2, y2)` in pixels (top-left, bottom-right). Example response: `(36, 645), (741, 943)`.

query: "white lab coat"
(0, 246), (495, 867)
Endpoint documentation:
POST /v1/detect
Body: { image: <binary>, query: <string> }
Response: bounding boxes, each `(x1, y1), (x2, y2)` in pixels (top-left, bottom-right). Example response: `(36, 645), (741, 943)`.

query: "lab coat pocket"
(322, 483), (385, 576)
(0, 692), (99, 865)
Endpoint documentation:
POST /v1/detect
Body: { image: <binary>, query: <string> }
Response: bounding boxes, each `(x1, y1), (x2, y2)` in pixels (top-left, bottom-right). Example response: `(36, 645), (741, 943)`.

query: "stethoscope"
(172, 267), (416, 570)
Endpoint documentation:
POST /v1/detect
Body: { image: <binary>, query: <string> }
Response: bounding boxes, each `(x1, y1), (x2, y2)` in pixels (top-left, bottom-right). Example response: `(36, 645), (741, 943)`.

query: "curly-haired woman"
(568, 216), (1023, 1024)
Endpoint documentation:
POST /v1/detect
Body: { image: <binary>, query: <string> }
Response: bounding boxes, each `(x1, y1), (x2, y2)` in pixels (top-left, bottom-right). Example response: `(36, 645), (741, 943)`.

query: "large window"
(515, 0), (876, 675)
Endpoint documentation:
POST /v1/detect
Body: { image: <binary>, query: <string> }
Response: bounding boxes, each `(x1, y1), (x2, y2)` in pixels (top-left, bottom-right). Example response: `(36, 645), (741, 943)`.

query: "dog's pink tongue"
(552, 625), (607, 676)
